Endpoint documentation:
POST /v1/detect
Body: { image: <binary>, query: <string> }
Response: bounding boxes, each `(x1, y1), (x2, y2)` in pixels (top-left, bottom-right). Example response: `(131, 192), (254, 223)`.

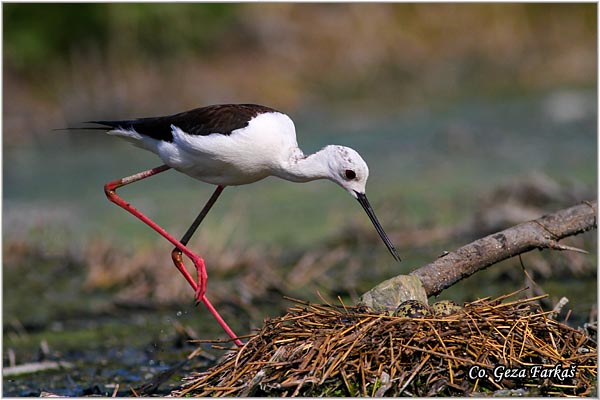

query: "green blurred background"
(3, 3), (597, 396)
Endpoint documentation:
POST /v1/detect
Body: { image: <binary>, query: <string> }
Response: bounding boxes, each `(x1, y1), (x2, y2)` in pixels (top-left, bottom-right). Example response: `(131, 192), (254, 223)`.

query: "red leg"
(104, 165), (242, 346)
(172, 185), (225, 304)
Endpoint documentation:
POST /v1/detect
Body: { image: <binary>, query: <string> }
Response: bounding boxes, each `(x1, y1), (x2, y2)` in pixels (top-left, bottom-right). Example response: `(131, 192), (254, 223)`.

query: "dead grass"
(174, 291), (597, 397)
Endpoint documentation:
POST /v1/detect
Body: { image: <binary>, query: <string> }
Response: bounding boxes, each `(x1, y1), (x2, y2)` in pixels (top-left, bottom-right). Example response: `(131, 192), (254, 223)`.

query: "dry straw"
(175, 290), (597, 397)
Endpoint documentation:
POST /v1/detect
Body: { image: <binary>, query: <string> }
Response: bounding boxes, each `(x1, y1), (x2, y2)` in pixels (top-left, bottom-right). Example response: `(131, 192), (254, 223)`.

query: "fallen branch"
(409, 200), (597, 297)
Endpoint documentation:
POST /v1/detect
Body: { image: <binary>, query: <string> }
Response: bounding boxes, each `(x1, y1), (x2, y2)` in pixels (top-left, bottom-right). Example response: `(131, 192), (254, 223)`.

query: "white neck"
(273, 148), (331, 183)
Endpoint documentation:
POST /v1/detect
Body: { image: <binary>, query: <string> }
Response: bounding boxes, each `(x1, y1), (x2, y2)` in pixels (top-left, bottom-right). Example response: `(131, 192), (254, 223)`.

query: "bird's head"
(324, 145), (401, 262)
(324, 145), (370, 197)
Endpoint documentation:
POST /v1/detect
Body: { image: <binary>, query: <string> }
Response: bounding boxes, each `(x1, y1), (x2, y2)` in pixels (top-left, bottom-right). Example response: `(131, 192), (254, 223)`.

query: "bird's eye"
(345, 169), (356, 180)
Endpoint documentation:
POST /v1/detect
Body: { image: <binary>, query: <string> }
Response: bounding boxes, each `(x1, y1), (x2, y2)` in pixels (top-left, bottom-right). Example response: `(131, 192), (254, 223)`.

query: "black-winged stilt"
(87, 103), (400, 346)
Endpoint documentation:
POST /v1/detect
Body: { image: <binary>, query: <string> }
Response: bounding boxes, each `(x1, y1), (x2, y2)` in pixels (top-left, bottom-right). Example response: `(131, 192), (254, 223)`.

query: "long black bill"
(355, 192), (401, 262)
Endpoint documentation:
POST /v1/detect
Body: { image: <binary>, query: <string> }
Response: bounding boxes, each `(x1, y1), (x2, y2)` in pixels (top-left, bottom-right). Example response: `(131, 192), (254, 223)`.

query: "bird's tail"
(58, 121), (147, 148)
(53, 125), (110, 131)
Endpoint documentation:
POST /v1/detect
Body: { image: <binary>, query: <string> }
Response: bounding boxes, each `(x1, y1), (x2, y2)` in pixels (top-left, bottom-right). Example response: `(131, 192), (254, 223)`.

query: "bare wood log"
(409, 200), (597, 297)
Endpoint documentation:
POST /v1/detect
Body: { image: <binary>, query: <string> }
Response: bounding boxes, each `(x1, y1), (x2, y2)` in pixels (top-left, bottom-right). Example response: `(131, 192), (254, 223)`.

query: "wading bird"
(87, 104), (400, 346)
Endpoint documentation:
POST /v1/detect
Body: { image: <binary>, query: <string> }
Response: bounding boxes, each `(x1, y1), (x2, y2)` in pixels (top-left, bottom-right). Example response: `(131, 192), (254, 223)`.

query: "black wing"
(89, 104), (280, 142)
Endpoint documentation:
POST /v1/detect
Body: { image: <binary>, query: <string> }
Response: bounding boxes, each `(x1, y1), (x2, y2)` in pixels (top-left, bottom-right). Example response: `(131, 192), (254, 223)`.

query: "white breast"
(152, 112), (299, 186)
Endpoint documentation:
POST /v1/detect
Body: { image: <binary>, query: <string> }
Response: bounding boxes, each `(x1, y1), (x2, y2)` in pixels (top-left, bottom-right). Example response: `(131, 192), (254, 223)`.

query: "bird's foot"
(194, 289), (204, 307)
(190, 254), (208, 305)
(171, 248), (208, 305)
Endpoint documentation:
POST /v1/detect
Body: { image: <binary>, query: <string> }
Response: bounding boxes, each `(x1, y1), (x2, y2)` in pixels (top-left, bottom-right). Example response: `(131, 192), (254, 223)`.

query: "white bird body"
(106, 110), (368, 192)
(109, 111), (297, 186)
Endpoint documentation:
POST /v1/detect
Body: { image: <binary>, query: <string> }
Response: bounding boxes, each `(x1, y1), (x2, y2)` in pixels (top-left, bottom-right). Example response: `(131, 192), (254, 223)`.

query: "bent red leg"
(171, 185), (225, 304)
(104, 165), (199, 288)
(104, 165), (242, 346)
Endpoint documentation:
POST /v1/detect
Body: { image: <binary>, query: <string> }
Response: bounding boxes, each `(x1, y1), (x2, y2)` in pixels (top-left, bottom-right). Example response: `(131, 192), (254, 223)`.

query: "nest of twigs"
(174, 292), (597, 397)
